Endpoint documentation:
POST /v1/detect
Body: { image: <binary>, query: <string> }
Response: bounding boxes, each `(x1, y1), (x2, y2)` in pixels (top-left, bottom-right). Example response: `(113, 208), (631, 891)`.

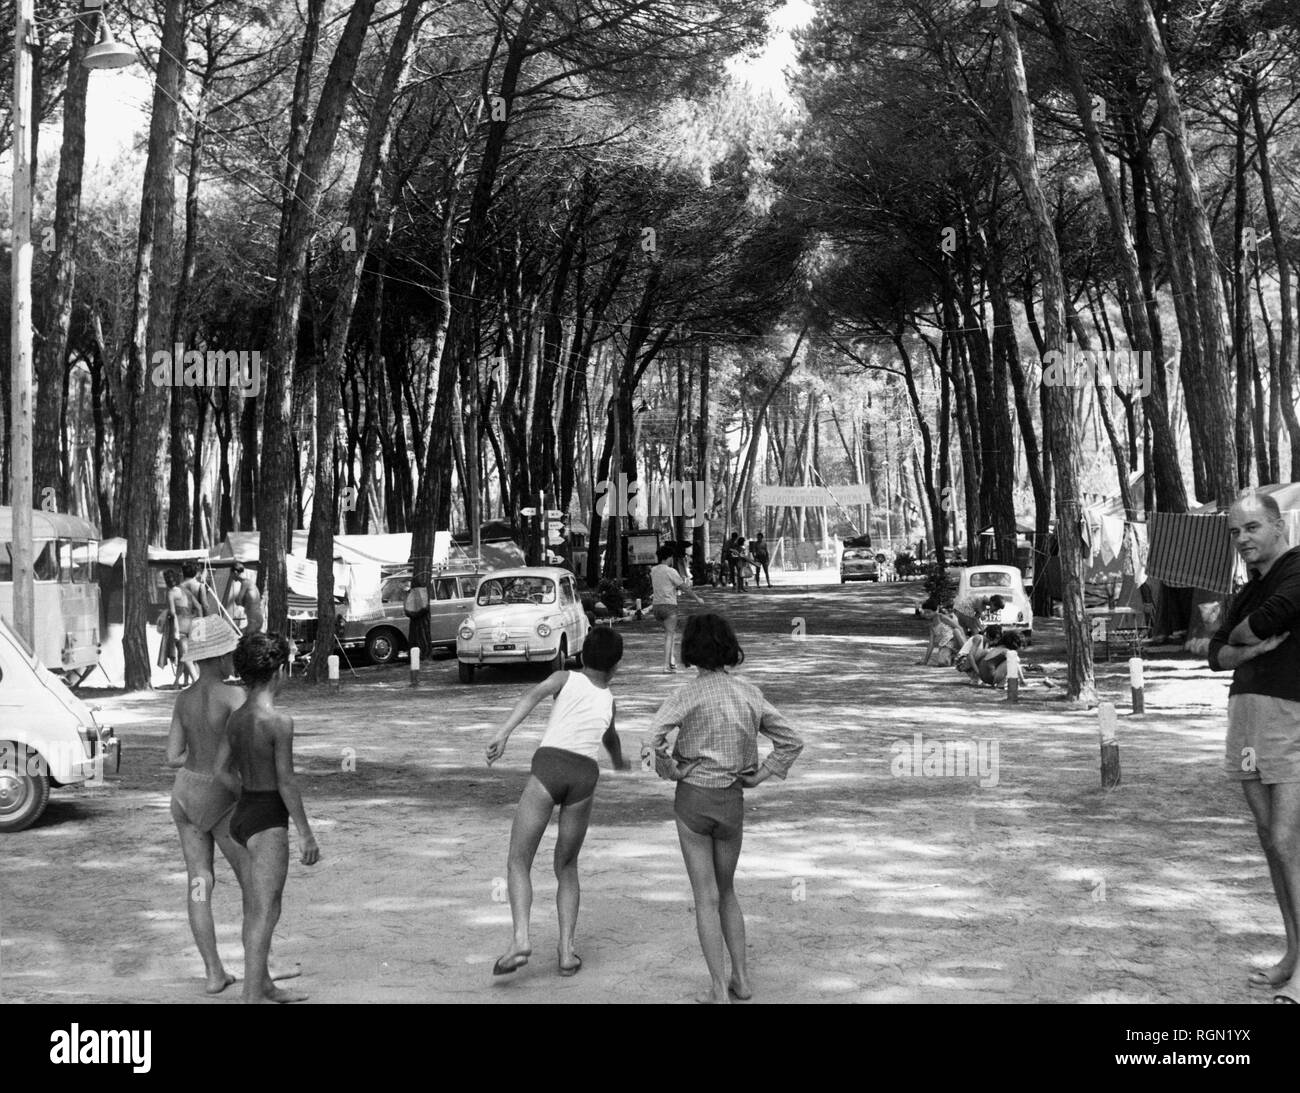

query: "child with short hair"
(644, 612), (803, 1004)
(486, 626), (628, 978)
(216, 632), (320, 1004)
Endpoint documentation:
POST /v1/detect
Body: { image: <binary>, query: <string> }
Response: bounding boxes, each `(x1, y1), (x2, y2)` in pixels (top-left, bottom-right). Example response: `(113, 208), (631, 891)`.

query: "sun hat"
(187, 615), (241, 662)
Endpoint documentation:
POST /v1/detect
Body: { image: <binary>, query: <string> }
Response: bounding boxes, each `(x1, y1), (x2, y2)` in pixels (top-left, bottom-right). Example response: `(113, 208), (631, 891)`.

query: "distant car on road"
(456, 567), (588, 683)
(953, 564), (1033, 642)
(840, 546), (879, 583)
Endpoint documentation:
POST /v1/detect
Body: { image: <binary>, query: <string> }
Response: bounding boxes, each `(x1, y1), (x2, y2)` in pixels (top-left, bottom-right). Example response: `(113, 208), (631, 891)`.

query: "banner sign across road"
(755, 485), (872, 507)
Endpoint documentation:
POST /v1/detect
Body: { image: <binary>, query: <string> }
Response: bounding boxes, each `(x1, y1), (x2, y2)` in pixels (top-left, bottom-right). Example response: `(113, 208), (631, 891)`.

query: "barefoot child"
(644, 613), (803, 1004)
(165, 616), (245, 994)
(486, 626), (628, 978)
(215, 632), (320, 1004)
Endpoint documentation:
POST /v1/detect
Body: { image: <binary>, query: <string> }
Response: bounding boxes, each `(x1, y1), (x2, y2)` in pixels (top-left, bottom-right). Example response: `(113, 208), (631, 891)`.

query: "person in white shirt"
(651, 543), (704, 673)
(485, 627), (628, 979)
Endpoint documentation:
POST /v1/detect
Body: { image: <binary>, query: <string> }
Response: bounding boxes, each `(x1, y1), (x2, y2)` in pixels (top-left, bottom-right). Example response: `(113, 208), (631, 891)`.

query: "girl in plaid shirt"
(644, 613), (803, 1003)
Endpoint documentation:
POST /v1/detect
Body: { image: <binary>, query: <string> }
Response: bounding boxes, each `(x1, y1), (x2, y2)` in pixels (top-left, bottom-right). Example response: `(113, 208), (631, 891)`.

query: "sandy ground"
(0, 579), (1286, 1004)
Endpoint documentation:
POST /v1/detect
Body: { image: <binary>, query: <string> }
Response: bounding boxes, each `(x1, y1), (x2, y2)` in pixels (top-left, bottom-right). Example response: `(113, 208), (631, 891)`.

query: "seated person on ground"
(956, 626), (1026, 687)
(918, 597), (965, 666)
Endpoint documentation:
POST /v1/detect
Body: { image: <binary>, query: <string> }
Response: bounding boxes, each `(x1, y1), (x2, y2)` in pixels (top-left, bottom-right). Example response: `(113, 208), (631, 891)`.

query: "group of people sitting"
(917, 594), (1033, 689)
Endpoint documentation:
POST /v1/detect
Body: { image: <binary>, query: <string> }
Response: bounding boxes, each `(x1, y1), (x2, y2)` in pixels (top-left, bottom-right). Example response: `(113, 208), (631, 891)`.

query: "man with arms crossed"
(1209, 489), (1300, 1002)
(216, 632), (320, 1003)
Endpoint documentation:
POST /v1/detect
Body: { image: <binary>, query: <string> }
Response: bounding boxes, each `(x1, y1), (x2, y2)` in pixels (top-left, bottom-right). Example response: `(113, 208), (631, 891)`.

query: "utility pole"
(9, 0), (36, 647)
(611, 360), (621, 580)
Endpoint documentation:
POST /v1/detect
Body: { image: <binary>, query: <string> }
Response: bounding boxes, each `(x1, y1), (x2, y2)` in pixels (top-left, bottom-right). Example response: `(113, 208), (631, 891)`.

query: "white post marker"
(327, 655), (340, 691)
(409, 645), (420, 687)
(1128, 656), (1144, 714)
(1004, 649), (1020, 703)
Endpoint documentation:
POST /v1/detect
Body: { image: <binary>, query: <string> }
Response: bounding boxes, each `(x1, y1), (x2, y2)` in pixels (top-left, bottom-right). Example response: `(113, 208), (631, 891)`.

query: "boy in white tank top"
(485, 627), (627, 978)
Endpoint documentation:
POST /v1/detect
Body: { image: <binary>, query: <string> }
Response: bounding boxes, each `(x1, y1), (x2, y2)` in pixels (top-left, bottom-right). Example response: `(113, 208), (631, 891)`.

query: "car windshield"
(477, 575), (556, 606)
(969, 571), (1013, 588)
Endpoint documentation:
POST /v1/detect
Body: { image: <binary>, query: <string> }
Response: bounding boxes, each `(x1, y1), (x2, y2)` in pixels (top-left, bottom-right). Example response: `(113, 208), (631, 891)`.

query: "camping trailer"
(0, 507), (102, 680)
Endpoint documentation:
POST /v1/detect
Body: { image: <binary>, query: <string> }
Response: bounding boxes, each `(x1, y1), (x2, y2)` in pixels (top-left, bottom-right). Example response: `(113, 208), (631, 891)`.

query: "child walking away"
(643, 613), (803, 1004)
(651, 543), (704, 673)
(215, 633), (320, 1004)
(486, 627), (628, 978)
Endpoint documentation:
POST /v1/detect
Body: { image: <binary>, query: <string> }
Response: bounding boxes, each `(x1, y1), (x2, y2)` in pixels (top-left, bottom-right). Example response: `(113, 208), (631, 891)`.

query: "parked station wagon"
(456, 567), (588, 683)
(344, 569), (482, 664)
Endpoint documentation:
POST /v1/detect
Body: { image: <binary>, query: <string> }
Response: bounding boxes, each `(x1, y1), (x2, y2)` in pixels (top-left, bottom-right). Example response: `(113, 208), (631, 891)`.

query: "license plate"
(493, 643), (516, 651)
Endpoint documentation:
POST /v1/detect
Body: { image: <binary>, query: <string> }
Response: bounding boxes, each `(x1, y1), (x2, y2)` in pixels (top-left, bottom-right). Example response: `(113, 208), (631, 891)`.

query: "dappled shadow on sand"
(0, 582), (1273, 1003)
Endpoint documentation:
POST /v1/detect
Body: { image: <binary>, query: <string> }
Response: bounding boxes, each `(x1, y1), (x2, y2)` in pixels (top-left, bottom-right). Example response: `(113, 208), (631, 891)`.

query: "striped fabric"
(1146, 512), (1235, 594)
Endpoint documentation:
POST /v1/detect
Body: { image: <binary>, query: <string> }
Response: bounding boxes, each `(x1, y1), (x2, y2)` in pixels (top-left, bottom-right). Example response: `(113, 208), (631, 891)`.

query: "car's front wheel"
(458, 660), (476, 684)
(550, 638), (567, 673)
(0, 743), (51, 833)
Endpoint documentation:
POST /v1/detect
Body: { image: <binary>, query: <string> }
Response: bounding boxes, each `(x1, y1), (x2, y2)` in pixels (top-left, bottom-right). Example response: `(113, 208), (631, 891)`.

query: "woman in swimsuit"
(165, 569), (198, 688)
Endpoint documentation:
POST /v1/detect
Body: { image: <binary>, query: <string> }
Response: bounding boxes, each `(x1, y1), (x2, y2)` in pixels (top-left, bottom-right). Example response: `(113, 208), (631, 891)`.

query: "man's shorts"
(1225, 693), (1300, 783)
(674, 781), (743, 841)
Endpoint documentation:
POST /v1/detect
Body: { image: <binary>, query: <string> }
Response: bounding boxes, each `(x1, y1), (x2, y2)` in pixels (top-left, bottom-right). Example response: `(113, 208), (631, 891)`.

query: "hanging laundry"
(1145, 512), (1234, 594)
(1098, 515), (1124, 565)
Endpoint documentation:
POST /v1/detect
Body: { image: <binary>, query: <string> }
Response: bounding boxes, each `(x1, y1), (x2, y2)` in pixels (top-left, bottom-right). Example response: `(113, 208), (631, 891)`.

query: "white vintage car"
(456, 567), (588, 683)
(0, 615), (118, 832)
(953, 563), (1034, 642)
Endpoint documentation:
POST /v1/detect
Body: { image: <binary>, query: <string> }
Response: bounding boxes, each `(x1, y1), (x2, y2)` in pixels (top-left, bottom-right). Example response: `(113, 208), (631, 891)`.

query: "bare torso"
(175, 680), (245, 773)
(226, 701), (289, 791)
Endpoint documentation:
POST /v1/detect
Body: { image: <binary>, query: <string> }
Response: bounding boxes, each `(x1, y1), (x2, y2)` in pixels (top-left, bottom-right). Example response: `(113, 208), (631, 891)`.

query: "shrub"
(922, 562), (957, 609)
(894, 551), (917, 579)
(596, 578), (625, 615)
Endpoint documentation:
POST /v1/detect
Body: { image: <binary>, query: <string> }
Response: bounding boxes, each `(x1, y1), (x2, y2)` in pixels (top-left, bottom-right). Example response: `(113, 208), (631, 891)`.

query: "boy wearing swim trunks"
(644, 612), (803, 1004)
(165, 615), (246, 994)
(485, 626), (628, 978)
(216, 632), (320, 1004)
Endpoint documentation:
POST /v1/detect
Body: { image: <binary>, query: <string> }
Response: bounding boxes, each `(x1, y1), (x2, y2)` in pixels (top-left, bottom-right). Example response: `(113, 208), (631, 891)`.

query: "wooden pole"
(1098, 701), (1121, 788)
(9, 0), (36, 646)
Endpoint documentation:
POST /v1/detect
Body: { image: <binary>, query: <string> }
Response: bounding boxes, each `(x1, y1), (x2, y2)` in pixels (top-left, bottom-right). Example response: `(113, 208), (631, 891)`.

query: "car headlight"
(536, 622), (552, 638)
(458, 623), (475, 641)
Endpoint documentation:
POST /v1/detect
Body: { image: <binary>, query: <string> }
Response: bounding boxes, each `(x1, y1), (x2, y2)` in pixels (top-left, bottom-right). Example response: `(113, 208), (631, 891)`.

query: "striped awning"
(1146, 511), (1235, 594)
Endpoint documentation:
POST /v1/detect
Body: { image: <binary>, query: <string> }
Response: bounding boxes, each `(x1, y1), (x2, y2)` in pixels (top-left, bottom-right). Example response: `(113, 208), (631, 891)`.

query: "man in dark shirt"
(1208, 490), (1300, 1002)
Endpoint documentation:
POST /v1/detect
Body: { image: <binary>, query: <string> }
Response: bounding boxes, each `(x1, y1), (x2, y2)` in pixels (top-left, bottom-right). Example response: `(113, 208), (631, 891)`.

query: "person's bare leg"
(663, 613), (678, 670)
(554, 795), (594, 973)
(240, 827), (302, 1003)
(173, 805), (235, 994)
(217, 828), (299, 982)
(1242, 782), (1296, 986)
(676, 819), (729, 1004)
(711, 831), (750, 999)
(1260, 783), (1300, 999)
(496, 777), (553, 973)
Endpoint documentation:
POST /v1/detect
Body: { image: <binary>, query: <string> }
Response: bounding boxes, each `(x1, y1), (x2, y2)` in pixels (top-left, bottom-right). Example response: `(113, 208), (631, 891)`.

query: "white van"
(0, 615), (118, 832)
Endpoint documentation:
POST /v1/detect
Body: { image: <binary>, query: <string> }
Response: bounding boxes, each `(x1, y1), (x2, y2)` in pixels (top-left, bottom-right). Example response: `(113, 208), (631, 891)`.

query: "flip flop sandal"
(1272, 980), (1300, 1004)
(558, 955), (582, 977)
(492, 953), (529, 976)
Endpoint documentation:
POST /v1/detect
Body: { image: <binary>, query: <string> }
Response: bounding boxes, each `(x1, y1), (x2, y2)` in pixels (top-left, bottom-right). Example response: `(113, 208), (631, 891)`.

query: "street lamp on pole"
(9, 2), (136, 648)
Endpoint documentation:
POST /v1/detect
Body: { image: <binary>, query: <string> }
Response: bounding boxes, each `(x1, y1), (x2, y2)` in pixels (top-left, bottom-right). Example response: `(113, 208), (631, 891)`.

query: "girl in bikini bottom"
(229, 790), (290, 847)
